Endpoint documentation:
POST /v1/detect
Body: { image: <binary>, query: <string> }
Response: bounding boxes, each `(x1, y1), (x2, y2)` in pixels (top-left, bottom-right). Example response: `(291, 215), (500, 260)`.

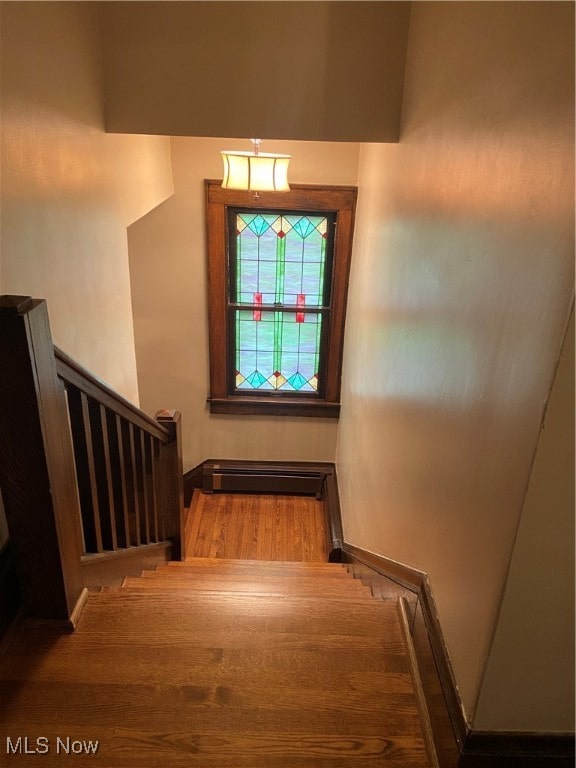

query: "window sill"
(207, 397), (340, 418)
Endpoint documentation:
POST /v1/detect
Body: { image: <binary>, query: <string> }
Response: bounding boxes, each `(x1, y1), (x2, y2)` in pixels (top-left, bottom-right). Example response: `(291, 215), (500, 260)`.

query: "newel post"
(155, 410), (185, 560)
(0, 296), (85, 623)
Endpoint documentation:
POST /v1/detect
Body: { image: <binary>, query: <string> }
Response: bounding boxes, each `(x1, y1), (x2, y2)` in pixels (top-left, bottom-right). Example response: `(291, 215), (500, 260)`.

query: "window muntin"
(229, 210), (336, 396)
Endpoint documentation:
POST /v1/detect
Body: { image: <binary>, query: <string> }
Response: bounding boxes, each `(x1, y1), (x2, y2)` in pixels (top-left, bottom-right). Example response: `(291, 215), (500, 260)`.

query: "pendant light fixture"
(221, 139), (291, 195)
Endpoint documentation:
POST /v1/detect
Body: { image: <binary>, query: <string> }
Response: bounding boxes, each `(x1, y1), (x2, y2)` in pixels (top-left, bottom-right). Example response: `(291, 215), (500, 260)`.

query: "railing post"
(0, 296), (85, 623)
(155, 410), (185, 560)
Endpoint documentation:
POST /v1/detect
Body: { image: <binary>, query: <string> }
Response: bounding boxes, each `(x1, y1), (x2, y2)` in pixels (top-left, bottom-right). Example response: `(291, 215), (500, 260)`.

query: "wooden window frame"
(205, 180), (357, 417)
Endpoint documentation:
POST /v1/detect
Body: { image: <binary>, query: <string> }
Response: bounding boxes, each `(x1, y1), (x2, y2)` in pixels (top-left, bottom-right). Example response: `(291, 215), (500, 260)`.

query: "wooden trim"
(206, 181), (358, 210)
(81, 541), (173, 589)
(341, 542), (467, 760)
(342, 542), (427, 592)
(183, 462), (204, 507)
(9, 587), (88, 633)
(460, 732), (575, 767)
(411, 598), (461, 768)
(323, 470), (343, 562)
(340, 543), (575, 767)
(398, 597), (440, 768)
(67, 587), (89, 630)
(464, 732), (575, 756)
(207, 396), (340, 418)
(55, 347), (170, 442)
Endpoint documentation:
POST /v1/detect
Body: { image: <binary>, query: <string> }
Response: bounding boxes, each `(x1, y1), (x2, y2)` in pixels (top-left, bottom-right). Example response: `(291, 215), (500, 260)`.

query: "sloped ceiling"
(99, 1), (411, 142)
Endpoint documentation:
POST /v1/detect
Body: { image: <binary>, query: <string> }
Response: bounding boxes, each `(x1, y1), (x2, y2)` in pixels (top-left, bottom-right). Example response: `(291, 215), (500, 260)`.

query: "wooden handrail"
(55, 347), (170, 442)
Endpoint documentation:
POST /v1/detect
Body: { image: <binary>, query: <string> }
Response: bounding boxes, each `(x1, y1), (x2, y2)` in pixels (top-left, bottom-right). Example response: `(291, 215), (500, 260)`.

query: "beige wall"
(129, 137), (359, 469)
(336, 1), (574, 726)
(474, 306), (575, 732)
(0, 1), (173, 402)
(100, 1), (410, 142)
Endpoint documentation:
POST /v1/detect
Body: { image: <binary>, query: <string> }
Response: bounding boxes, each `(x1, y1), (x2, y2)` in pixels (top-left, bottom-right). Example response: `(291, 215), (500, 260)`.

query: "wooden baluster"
(0, 296), (85, 622)
(92, 403), (117, 551)
(146, 435), (160, 543)
(66, 388), (103, 554)
(106, 411), (130, 549)
(155, 411), (184, 560)
(151, 437), (165, 541)
(138, 429), (151, 544)
(119, 420), (135, 545)
(126, 422), (141, 546)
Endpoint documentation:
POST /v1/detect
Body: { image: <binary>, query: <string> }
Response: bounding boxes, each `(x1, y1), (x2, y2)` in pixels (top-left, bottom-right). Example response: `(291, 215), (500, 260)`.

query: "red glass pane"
(253, 292), (262, 322)
(296, 293), (305, 323)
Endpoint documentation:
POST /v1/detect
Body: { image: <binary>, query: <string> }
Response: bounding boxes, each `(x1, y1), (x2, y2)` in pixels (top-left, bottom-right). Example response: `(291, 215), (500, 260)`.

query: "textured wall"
(0, 1), (173, 402)
(336, 1), (574, 725)
(128, 136), (359, 469)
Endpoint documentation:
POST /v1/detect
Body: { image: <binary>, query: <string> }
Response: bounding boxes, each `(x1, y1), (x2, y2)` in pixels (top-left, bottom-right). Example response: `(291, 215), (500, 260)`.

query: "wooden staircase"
(0, 557), (436, 767)
(0, 300), (436, 766)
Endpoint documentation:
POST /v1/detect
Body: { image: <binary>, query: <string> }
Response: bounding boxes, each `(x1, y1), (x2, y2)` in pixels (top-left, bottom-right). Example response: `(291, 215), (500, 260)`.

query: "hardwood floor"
(0, 559), (432, 767)
(185, 490), (329, 562)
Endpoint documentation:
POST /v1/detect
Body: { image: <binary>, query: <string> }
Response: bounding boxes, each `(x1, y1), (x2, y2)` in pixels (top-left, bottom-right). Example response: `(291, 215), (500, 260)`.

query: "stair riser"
(135, 574), (371, 588)
(174, 557), (348, 570)
(155, 566), (353, 579)
(119, 583), (373, 598)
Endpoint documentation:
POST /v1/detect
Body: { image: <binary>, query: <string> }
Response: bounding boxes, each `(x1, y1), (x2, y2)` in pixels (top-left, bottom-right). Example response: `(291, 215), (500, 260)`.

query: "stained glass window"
(229, 211), (333, 395)
(206, 180), (356, 417)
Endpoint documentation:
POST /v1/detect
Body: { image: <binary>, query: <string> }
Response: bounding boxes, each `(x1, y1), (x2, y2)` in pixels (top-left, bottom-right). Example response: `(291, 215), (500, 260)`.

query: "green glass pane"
(234, 310), (322, 392)
(292, 217), (315, 239)
(246, 214), (271, 237)
(235, 212), (328, 309)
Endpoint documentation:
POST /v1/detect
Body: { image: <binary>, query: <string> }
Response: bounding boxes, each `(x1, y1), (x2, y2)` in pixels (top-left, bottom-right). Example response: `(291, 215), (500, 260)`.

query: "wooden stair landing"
(185, 491), (330, 561)
(0, 558), (433, 767)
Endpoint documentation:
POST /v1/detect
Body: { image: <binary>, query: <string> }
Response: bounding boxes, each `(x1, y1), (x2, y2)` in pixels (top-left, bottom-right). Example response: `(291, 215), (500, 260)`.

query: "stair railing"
(0, 296), (184, 624)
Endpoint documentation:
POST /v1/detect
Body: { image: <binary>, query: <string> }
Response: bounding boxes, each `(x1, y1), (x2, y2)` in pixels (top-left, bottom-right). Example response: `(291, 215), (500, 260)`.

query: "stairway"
(0, 558), (435, 767)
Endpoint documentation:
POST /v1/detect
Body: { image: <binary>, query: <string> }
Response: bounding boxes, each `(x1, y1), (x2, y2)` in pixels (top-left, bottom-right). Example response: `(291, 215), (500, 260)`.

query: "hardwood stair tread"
(108, 584), (375, 600)
(4, 627), (409, 672)
(4, 695), (423, 739)
(157, 564), (353, 579)
(178, 557), (348, 570)
(0, 560), (433, 768)
(88, 585), (396, 608)
(128, 575), (372, 594)
(140, 568), (366, 589)
(86, 591), (399, 632)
